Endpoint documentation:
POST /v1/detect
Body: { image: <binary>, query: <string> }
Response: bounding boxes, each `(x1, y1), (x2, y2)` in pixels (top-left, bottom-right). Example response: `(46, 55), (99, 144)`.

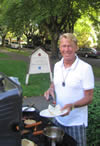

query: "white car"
(11, 42), (23, 49)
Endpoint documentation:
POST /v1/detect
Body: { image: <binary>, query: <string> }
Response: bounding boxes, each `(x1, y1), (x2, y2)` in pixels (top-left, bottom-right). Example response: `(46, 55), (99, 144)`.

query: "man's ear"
(75, 46), (79, 52)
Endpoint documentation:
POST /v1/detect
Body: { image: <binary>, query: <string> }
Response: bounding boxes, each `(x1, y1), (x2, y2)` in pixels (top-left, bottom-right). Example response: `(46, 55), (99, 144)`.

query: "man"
(44, 33), (94, 146)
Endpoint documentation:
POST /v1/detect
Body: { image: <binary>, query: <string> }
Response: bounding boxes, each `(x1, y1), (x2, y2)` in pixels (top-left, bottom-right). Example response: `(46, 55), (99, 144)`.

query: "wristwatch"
(71, 104), (75, 110)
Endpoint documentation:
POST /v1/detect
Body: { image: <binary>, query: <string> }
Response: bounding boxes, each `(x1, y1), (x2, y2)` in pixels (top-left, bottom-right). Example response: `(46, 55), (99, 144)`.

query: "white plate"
(39, 109), (68, 118)
(22, 106), (35, 112)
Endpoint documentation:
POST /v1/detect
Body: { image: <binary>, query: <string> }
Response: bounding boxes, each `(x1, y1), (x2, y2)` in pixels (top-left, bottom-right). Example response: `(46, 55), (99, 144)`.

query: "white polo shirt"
(54, 56), (94, 127)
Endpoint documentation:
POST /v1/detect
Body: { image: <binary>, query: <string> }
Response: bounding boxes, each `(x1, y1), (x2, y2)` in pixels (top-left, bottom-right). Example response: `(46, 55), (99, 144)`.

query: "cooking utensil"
(43, 126), (64, 146)
(49, 95), (56, 105)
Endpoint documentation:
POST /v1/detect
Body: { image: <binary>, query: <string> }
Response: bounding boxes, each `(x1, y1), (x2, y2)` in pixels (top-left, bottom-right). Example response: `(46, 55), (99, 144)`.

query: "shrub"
(87, 87), (100, 145)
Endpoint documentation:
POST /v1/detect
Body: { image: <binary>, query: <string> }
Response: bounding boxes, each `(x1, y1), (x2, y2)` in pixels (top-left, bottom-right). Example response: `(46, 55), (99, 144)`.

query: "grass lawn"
(0, 58), (50, 97)
(92, 65), (100, 78)
(0, 52), (10, 58)
(0, 46), (32, 56)
(0, 48), (100, 97)
(0, 49), (51, 96)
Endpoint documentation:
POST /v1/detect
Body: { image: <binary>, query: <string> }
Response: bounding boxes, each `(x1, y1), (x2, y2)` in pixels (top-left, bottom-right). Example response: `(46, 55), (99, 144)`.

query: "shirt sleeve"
(82, 65), (94, 90)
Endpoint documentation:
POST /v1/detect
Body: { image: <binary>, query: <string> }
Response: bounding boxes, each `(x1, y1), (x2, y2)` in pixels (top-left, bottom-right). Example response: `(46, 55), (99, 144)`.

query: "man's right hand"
(44, 88), (55, 101)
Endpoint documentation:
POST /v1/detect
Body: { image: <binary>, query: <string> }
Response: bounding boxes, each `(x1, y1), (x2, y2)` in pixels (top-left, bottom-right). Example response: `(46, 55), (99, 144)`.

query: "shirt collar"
(60, 55), (79, 70)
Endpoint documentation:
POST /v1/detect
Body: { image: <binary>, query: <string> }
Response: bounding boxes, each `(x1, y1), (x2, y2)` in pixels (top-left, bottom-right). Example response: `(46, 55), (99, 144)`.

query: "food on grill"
(21, 138), (37, 146)
(25, 121), (42, 128)
(48, 104), (62, 115)
(21, 129), (30, 135)
(24, 119), (36, 125)
(33, 130), (43, 136)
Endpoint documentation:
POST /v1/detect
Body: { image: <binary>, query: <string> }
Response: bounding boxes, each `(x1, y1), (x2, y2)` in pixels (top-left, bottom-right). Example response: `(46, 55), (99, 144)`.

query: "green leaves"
(87, 87), (100, 145)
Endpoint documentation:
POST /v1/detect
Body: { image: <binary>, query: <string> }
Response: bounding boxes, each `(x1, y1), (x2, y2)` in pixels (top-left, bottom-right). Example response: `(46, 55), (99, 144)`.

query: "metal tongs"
(48, 95), (56, 105)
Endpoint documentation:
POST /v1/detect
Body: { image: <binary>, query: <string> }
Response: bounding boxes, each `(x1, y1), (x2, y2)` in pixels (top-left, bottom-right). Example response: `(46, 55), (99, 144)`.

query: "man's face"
(59, 38), (77, 62)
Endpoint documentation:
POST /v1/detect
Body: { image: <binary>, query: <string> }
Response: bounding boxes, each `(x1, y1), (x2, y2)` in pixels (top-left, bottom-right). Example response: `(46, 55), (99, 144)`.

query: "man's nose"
(64, 46), (71, 50)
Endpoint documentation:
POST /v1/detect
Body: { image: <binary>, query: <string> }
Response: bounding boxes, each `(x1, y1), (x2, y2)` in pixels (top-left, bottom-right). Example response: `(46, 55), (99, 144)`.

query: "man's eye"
(62, 45), (72, 48)
(62, 45), (66, 48)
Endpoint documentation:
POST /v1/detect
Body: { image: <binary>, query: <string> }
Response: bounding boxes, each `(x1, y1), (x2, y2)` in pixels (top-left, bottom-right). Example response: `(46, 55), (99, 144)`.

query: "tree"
(0, 25), (8, 46)
(74, 5), (100, 48)
(0, 0), (40, 48)
(1, 0), (100, 57)
(74, 15), (95, 48)
(0, 0), (9, 46)
(29, 0), (100, 57)
(89, 10), (100, 49)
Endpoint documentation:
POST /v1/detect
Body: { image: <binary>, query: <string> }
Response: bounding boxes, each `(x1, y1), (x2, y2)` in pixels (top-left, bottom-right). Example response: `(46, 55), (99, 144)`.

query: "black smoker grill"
(0, 72), (22, 146)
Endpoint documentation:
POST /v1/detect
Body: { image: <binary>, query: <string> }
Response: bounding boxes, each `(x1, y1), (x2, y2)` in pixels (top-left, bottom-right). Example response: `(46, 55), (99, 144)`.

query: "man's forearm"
(49, 82), (55, 90)
(73, 89), (93, 108)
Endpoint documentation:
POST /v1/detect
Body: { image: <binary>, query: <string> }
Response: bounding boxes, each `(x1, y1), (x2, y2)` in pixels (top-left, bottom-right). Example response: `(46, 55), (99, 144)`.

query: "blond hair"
(59, 33), (78, 45)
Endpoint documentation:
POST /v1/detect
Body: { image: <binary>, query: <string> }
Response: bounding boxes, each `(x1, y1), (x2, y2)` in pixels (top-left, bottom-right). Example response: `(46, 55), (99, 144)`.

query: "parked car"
(76, 48), (100, 58)
(11, 42), (23, 49)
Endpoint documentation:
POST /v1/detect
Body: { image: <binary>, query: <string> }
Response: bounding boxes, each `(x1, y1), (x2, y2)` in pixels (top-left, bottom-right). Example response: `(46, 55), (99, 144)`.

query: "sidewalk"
(23, 96), (53, 111)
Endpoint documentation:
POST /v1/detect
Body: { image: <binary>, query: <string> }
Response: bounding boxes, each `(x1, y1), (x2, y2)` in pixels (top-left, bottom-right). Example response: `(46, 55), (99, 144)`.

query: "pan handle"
(51, 139), (56, 146)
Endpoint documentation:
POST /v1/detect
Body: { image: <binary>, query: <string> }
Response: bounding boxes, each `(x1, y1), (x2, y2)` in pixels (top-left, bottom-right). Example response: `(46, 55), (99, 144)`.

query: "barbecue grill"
(0, 72), (22, 146)
(0, 72), (77, 146)
(22, 109), (77, 146)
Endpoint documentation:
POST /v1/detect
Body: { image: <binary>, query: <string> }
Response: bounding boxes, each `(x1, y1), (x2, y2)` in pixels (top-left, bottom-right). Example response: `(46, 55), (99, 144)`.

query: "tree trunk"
(27, 36), (30, 46)
(1, 35), (6, 47)
(50, 33), (59, 59)
(17, 37), (21, 50)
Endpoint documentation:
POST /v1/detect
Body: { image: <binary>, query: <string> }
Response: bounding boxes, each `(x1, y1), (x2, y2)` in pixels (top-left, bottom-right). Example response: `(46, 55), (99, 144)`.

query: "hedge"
(87, 86), (100, 145)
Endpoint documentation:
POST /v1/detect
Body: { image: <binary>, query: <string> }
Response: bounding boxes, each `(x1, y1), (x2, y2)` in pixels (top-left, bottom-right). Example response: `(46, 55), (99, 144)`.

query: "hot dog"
(25, 121), (42, 128)
(33, 130), (43, 135)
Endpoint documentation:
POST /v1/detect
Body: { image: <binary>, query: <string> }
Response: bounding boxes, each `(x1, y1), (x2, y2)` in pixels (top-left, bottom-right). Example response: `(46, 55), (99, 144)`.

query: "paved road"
(79, 56), (100, 67)
(1, 49), (100, 67)
(23, 96), (52, 111)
